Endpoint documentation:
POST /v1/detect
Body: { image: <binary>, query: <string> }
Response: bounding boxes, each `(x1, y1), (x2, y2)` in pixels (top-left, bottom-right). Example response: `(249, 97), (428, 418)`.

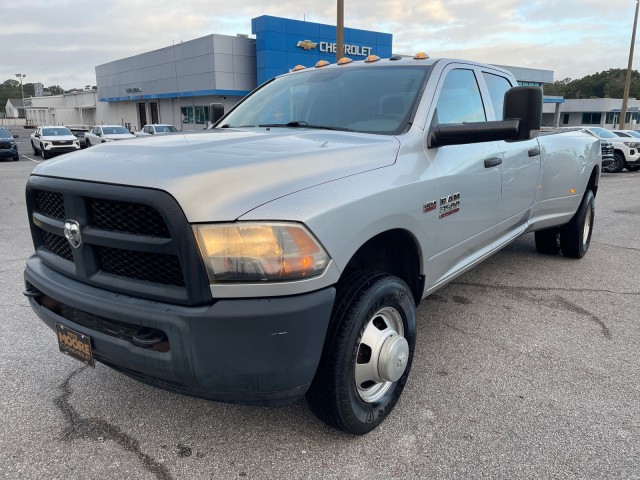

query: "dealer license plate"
(56, 323), (95, 367)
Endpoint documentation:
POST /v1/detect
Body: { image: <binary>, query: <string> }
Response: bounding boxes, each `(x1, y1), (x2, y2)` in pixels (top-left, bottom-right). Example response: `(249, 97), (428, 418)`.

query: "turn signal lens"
(193, 223), (330, 283)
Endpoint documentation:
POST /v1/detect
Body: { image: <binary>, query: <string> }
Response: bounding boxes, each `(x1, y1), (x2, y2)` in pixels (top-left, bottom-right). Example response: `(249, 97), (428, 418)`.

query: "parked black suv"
(0, 127), (19, 161)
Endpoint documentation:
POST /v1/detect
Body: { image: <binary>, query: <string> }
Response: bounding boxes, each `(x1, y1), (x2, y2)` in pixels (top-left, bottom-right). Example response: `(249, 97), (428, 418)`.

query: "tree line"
(0, 79), (96, 114)
(542, 68), (640, 99)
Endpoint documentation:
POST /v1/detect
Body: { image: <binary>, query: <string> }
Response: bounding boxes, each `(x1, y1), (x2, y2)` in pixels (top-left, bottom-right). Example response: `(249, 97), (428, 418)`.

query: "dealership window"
(181, 106), (193, 124)
(195, 106), (209, 124)
(581, 112), (601, 125)
(563, 113), (570, 125)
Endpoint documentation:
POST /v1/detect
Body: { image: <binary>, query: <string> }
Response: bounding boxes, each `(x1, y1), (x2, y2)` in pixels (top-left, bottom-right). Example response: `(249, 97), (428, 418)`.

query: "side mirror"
(503, 86), (542, 141)
(13, 134), (19, 138)
(427, 86), (543, 148)
(209, 103), (225, 124)
(428, 120), (520, 148)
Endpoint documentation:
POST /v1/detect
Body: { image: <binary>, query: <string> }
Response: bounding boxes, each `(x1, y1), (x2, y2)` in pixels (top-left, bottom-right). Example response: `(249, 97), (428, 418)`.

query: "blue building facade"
(251, 15), (393, 86)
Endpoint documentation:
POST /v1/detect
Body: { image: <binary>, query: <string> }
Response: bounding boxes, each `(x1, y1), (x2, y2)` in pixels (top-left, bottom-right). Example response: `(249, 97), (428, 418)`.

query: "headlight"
(193, 222), (330, 283)
(624, 141), (640, 148)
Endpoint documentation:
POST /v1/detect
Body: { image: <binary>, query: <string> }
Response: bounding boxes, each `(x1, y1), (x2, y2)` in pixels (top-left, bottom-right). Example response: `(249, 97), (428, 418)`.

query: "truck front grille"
(89, 198), (170, 237)
(97, 246), (185, 286)
(26, 177), (211, 306)
(36, 190), (65, 219)
(41, 230), (74, 262)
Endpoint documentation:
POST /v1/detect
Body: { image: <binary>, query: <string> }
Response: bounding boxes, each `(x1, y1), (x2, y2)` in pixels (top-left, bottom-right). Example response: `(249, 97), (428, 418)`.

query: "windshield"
(218, 65), (431, 135)
(590, 127), (617, 139)
(0, 129), (11, 139)
(103, 127), (130, 135)
(156, 125), (178, 133)
(622, 130), (640, 138)
(42, 127), (73, 136)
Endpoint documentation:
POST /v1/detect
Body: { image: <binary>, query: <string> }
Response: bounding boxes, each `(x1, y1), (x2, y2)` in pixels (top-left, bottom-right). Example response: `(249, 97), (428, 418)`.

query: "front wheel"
(307, 271), (416, 435)
(560, 190), (595, 258)
(41, 146), (50, 160)
(603, 152), (625, 173)
(32, 141), (40, 156)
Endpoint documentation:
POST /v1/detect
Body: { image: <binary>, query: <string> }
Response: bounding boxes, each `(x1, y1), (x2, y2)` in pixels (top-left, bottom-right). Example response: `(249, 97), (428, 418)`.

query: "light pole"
(620, 0), (639, 129)
(336, 0), (344, 62)
(15, 73), (27, 99)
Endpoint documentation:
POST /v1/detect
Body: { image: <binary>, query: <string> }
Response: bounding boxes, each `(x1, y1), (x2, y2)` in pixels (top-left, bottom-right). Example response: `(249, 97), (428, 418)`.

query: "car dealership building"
(23, 14), (637, 131)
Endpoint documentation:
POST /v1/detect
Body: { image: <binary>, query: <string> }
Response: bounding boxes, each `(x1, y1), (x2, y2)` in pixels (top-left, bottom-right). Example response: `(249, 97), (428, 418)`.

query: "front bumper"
(25, 255), (335, 406)
(0, 148), (18, 158)
(44, 146), (80, 154)
(602, 155), (614, 168)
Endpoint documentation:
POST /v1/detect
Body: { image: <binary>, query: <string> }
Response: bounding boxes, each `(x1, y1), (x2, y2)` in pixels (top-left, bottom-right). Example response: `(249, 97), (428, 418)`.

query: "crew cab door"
(425, 66), (502, 287)
(480, 71), (541, 240)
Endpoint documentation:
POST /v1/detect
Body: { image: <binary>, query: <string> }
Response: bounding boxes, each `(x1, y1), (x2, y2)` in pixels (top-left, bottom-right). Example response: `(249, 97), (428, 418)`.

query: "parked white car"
(30, 126), (80, 159)
(557, 127), (640, 173)
(135, 124), (179, 137)
(85, 125), (136, 146)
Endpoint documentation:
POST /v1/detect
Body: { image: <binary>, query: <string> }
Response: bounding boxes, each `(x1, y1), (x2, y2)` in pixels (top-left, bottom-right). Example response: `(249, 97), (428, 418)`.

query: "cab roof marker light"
(389, 55), (403, 61)
(337, 57), (353, 65)
(315, 60), (330, 68)
(292, 65), (306, 71)
(414, 52), (430, 60)
(364, 55), (381, 63)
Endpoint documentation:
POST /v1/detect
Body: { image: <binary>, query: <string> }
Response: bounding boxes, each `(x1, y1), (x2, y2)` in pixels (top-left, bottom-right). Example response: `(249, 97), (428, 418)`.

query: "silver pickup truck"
(24, 57), (601, 434)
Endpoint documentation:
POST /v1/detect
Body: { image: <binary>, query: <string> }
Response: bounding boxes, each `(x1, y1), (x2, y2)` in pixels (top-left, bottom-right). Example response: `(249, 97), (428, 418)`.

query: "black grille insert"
(97, 246), (185, 286)
(35, 190), (65, 219)
(89, 198), (170, 237)
(41, 230), (73, 262)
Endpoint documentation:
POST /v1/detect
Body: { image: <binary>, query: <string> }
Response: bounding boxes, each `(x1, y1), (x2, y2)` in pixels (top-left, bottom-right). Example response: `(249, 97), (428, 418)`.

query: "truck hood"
(33, 129), (400, 222)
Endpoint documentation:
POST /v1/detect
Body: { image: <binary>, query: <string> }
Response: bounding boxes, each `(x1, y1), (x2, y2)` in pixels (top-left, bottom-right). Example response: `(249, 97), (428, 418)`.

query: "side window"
(482, 73), (512, 120)
(434, 69), (486, 124)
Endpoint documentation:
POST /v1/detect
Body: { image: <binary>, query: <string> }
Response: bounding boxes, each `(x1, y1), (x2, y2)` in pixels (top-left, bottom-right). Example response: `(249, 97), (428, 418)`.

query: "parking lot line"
(22, 154), (43, 163)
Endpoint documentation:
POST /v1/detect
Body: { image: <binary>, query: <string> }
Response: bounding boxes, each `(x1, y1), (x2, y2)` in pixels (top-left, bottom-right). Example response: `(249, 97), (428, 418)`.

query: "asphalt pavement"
(1, 131), (639, 479)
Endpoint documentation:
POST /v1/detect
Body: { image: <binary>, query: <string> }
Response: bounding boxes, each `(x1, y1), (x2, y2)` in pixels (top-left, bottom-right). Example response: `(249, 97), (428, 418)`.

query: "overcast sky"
(2, 0), (639, 90)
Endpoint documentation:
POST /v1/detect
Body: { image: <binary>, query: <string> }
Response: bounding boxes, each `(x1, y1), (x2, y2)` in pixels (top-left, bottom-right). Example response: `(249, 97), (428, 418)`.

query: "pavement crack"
(452, 281), (640, 297)
(591, 241), (640, 253)
(54, 367), (174, 480)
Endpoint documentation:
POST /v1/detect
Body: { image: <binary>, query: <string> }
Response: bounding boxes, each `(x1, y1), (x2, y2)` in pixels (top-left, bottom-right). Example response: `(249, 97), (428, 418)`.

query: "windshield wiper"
(259, 121), (353, 132)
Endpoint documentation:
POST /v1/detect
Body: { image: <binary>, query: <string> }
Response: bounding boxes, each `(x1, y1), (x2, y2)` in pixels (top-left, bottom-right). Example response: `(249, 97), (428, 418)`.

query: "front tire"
(13, 155), (19, 161)
(41, 146), (50, 160)
(604, 152), (626, 173)
(307, 271), (416, 435)
(560, 190), (595, 258)
(32, 141), (40, 156)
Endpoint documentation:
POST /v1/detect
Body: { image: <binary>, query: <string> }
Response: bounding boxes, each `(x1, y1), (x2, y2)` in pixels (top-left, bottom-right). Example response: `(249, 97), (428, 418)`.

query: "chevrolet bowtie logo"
(296, 40), (318, 50)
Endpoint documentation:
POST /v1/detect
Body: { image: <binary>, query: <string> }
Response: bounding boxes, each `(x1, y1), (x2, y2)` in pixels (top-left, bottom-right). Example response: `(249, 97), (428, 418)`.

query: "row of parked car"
(552, 126), (640, 173)
(28, 124), (180, 159)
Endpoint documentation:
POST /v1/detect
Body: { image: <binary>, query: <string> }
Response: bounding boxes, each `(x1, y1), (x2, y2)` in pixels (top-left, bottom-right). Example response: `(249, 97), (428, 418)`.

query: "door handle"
(483, 157), (502, 168)
(528, 147), (541, 157)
